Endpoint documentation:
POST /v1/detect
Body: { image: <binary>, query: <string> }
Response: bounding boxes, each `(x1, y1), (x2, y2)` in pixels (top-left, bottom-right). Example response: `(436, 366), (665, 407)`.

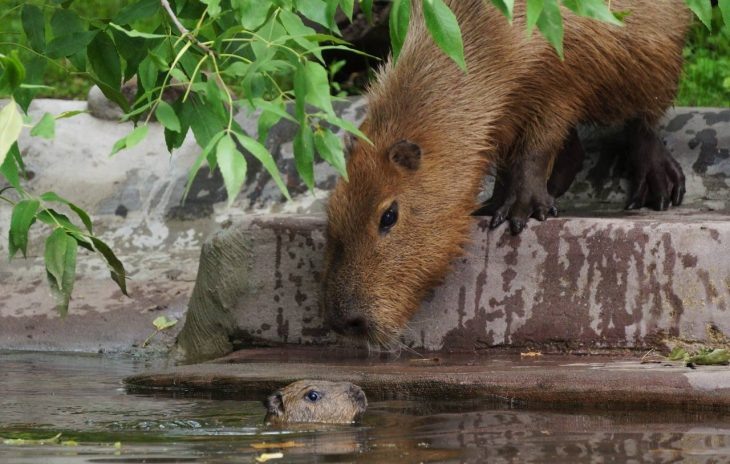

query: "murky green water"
(2, 352), (730, 463)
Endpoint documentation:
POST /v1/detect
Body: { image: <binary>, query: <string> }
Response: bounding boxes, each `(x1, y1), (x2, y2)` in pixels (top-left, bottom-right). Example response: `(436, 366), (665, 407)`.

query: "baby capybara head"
(322, 133), (482, 346)
(264, 380), (367, 425)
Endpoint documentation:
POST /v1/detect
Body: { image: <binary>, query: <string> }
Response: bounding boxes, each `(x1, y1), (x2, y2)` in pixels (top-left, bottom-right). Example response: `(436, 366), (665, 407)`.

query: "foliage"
(0, 0), (726, 317)
(668, 346), (730, 366)
(677, 9), (730, 107)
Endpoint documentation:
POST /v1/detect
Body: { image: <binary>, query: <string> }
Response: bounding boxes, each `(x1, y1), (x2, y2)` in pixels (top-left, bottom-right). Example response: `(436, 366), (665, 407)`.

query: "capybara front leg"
(484, 150), (557, 235)
(546, 128), (584, 198)
(625, 119), (685, 210)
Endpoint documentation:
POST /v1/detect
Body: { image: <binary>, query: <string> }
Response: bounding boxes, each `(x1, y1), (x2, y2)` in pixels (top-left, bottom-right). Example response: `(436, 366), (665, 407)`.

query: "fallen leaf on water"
(255, 452), (284, 462)
(520, 351), (542, 357)
(153, 316), (178, 331)
(251, 441), (304, 449)
(667, 347), (688, 361)
(2, 433), (62, 445)
(687, 348), (730, 366)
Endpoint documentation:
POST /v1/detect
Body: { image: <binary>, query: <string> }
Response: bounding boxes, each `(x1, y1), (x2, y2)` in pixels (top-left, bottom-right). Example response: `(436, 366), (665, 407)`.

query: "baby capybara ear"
(389, 140), (421, 171)
(264, 392), (284, 416)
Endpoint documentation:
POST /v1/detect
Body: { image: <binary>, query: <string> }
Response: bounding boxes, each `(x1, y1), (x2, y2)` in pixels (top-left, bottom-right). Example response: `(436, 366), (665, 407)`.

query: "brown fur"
(264, 380), (367, 425)
(322, 0), (691, 343)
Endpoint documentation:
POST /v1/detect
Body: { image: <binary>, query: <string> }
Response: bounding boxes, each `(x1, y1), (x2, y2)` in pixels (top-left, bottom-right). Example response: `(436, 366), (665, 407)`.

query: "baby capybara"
(264, 380), (367, 424)
(322, 0), (691, 344)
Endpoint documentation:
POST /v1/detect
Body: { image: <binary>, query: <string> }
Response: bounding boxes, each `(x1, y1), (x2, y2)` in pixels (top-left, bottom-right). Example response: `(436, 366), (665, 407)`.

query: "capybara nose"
(343, 316), (369, 336)
(327, 312), (370, 337)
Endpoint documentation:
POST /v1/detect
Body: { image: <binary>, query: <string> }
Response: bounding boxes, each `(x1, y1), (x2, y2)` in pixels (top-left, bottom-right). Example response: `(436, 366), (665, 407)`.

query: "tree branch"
(160, 0), (214, 55)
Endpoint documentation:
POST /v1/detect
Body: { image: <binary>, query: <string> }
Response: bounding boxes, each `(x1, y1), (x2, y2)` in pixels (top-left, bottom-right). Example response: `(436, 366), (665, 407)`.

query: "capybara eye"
(306, 390), (321, 402)
(379, 202), (398, 232)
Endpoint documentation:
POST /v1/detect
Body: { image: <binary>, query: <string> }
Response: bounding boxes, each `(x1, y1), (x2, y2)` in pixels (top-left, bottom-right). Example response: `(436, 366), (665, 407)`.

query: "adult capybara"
(322, 0), (691, 343)
(264, 380), (368, 425)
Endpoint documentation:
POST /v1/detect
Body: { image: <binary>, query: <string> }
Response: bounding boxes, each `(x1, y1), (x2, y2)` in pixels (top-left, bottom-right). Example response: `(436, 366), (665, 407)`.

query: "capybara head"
(264, 380), (367, 425)
(321, 130), (484, 346)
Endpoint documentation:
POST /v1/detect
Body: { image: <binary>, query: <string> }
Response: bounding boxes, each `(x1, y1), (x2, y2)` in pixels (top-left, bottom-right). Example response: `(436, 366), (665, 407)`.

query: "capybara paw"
(625, 150), (685, 211)
(487, 193), (557, 235)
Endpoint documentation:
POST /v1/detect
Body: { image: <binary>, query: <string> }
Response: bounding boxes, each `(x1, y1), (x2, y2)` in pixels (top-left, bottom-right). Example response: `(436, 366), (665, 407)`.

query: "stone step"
(176, 211), (730, 360)
(124, 348), (730, 411)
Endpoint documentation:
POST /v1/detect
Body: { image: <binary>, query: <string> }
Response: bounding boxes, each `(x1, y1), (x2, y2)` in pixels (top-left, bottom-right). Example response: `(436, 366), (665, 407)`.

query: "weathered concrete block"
(176, 212), (730, 359)
(2, 99), (728, 356)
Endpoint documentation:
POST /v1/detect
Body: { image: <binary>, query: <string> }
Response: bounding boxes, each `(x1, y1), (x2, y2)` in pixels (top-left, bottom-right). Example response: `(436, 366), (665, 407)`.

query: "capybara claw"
(509, 219), (526, 235)
(549, 206), (558, 217)
(490, 213), (506, 229)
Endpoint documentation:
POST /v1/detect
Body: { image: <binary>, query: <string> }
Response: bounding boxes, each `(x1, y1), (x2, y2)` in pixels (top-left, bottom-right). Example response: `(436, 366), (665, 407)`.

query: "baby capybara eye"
(379, 202), (398, 232)
(305, 390), (321, 402)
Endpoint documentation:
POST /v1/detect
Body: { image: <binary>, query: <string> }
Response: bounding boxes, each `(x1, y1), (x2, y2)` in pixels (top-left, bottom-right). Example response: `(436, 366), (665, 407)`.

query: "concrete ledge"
(176, 212), (730, 359)
(124, 349), (730, 411)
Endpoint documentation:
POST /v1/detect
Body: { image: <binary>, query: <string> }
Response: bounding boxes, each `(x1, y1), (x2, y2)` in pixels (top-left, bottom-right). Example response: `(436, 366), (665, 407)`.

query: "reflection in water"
(1, 352), (730, 463)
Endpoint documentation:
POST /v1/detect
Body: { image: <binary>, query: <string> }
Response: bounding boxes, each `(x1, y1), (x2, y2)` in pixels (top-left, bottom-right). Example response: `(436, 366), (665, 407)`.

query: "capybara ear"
(388, 140), (421, 171)
(264, 392), (284, 416)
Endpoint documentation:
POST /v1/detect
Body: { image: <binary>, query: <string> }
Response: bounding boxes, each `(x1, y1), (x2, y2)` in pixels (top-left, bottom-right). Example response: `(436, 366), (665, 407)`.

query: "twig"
(160, 0), (214, 55)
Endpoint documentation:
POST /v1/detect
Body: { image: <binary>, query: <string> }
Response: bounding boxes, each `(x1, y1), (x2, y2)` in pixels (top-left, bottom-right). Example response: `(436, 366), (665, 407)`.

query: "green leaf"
(183, 131), (225, 202)
(279, 9), (324, 62)
(0, 52), (26, 97)
(51, 8), (84, 37)
(216, 134), (247, 207)
(108, 22), (167, 39)
(294, 124), (315, 189)
(115, 0), (161, 25)
(44, 228), (69, 290)
(47, 31), (98, 59)
(685, 0), (712, 29)
(389, 0), (411, 60)
(44, 229), (77, 317)
(297, 0), (334, 29)
(233, 131), (292, 200)
(201, 0), (222, 16)
(360, 0), (373, 23)
(319, 113), (371, 144)
(0, 99), (23, 167)
(111, 125), (149, 155)
(153, 315), (178, 330)
(526, 0), (544, 34)
(231, 0), (271, 30)
(9, 199), (39, 259)
(422, 0), (467, 72)
(155, 101), (181, 133)
(137, 56), (158, 92)
(314, 128), (347, 180)
(561, 0), (622, 26)
(490, 0), (515, 21)
(90, 237), (128, 296)
(30, 113), (56, 139)
(299, 61), (334, 114)
(537, 0), (564, 59)
(21, 4), (46, 52)
(36, 209), (83, 234)
(720, 0), (730, 27)
(340, 0), (355, 20)
(88, 31), (122, 88)
(0, 144), (21, 192)
(40, 192), (93, 233)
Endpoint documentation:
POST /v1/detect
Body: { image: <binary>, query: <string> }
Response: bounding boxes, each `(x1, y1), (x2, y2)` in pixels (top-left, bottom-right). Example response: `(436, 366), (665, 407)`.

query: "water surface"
(2, 352), (730, 463)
